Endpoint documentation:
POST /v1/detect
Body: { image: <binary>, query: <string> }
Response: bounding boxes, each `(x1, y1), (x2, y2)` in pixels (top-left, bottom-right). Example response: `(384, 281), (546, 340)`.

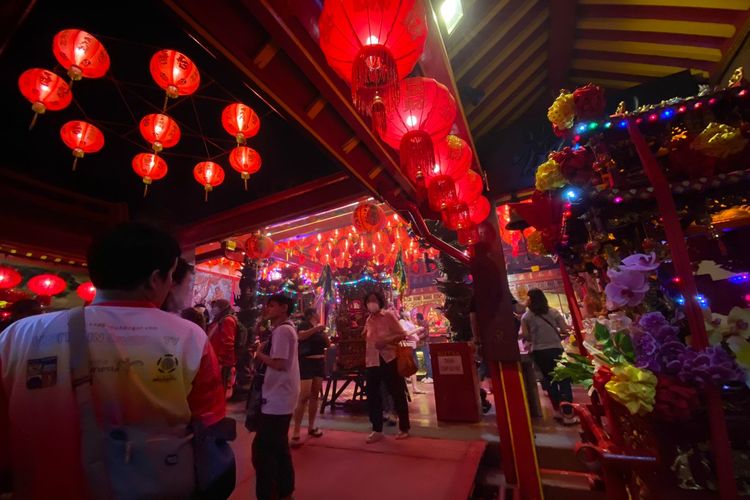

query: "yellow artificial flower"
(605, 364), (657, 416)
(526, 230), (547, 255)
(691, 122), (748, 159)
(547, 92), (576, 130)
(535, 158), (565, 191)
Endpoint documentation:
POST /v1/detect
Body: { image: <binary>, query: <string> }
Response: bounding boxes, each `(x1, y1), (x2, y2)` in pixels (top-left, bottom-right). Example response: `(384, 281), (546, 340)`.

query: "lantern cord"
(108, 74), (138, 125)
(143, 184), (149, 198)
(28, 113), (39, 131)
(190, 96), (211, 159)
(72, 158), (79, 172)
(244, 178), (248, 191)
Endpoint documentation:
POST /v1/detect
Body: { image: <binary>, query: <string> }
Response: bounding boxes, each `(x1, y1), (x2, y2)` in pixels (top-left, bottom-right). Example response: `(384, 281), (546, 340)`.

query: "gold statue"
(615, 101), (626, 115)
(728, 67), (746, 88)
(671, 447), (701, 490)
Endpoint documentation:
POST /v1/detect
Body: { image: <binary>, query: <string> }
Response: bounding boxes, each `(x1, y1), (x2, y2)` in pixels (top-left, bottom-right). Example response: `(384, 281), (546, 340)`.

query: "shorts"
(299, 357), (325, 380)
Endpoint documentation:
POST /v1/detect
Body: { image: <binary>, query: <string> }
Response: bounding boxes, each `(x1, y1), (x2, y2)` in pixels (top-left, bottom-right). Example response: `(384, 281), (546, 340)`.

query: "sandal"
(307, 428), (323, 438)
(290, 436), (302, 448)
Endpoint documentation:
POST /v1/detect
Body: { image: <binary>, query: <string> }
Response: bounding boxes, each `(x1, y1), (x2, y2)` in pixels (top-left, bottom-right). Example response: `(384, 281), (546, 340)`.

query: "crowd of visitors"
(0, 222), (576, 499)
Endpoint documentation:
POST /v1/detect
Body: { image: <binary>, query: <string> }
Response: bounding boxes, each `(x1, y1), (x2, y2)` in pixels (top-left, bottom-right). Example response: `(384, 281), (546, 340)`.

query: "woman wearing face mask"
(363, 291), (410, 443)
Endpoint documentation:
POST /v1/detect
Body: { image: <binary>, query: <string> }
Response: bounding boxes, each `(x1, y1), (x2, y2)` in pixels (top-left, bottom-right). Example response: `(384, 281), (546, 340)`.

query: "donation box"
(430, 342), (482, 423)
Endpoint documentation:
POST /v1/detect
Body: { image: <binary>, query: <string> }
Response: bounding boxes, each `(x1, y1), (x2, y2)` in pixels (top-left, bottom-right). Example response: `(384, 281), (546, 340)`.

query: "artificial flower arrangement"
(547, 83), (606, 137)
(554, 252), (747, 421)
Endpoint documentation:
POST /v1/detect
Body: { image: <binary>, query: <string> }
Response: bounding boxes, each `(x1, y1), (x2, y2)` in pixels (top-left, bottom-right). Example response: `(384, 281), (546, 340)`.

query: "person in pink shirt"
(0, 223), (226, 499)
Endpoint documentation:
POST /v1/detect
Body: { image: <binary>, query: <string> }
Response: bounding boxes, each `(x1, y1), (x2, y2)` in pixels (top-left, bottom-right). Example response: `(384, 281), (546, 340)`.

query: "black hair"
(173, 258), (194, 286)
(303, 307), (317, 320)
(267, 293), (296, 315)
(180, 307), (206, 331)
(364, 291), (385, 309)
(87, 223), (181, 291)
(10, 298), (42, 319)
(416, 312), (424, 321)
(527, 288), (550, 316)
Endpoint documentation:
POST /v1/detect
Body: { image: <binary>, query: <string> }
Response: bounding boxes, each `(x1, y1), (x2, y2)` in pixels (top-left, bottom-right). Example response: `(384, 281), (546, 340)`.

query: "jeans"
(531, 348), (573, 416)
(418, 344), (432, 378)
(252, 413), (294, 499)
(365, 357), (410, 432)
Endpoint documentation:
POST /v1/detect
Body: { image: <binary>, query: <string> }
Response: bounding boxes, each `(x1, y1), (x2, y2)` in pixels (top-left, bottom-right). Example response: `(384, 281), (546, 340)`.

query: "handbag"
(68, 307), (196, 500)
(396, 342), (418, 378)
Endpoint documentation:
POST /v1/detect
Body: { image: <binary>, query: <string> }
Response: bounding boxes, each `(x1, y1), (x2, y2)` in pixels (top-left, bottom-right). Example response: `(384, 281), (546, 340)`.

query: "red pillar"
(627, 122), (737, 499)
(558, 259), (587, 356)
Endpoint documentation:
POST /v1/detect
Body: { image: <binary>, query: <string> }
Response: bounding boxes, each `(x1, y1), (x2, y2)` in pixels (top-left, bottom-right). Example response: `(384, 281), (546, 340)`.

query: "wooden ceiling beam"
(573, 48), (716, 72)
(580, 4), (746, 24)
(549, 0), (579, 93)
(577, 28), (727, 48)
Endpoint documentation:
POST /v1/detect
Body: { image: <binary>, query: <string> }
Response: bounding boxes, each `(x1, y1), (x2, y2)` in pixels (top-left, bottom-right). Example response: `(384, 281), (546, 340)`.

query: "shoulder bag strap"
(68, 307), (111, 498)
(536, 313), (562, 338)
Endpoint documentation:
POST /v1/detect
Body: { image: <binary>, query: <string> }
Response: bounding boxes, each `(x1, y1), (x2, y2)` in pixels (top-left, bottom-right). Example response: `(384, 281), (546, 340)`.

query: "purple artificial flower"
(678, 345), (745, 387)
(621, 252), (660, 272)
(659, 340), (689, 375)
(634, 333), (659, 371)
(605, 268), (650, 310)
(654, 325), (680, 342)
(638, 312), (669, 333)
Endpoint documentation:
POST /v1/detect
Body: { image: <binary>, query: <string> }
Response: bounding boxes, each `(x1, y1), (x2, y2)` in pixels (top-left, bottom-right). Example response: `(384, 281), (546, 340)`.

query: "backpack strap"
(68, 307), (111, 498)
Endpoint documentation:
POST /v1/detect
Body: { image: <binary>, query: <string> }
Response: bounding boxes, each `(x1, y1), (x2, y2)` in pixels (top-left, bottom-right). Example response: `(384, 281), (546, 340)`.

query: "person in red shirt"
(0, 223), (226, 499)
(207, 299), (238, 393)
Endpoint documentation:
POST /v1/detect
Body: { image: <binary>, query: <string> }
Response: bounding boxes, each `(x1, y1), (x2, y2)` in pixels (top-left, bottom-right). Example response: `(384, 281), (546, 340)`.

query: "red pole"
(558, 259), (588, 356)
(489, 362), (518, 485)
(627, 122), (737, 499)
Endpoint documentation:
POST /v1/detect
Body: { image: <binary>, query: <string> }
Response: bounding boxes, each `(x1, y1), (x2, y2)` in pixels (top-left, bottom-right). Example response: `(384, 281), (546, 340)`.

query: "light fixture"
(440, 0), (463, 35)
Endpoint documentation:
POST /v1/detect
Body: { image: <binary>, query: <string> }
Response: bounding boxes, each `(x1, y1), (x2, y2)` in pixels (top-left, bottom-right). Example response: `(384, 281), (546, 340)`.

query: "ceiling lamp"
(379, 77), (456, 184)
(76, 281), (97, 302)
(222, 103), (260, 145)
(229, 146), (261, 190)
(0, 266), (22, 290)
(52, 29), (110, 81)
(27, 274), (66, 297)
(60, 120), (105, 171)
(139, 113), (181, 153)
(425, 135), (472, 211)
(193, 161), (225, 201)
(18, 68), (73, 129)
(318, 0), (428, 132)
(132, 153), (168, 196)
(149, 49), (200, 100)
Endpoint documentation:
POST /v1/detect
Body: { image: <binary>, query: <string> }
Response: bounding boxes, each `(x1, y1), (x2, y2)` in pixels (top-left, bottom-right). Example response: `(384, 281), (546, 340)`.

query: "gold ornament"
(728, 66), (746, 88)
(615, 101), (626, 115)
(526, 230), (547, 255)
(671, 447), (701, 490)
(535, 157), (565, 192)
(691, 122), (748, 158)
(547, 90), (576, 130)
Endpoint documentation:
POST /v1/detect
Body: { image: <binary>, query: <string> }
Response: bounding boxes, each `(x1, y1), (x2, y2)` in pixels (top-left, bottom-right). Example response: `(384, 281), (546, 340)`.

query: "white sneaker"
(422, 377), (433, 384)
(562, 415), (580, 426)
(395, 431), (409, 440)
(366, 431), (384, 444)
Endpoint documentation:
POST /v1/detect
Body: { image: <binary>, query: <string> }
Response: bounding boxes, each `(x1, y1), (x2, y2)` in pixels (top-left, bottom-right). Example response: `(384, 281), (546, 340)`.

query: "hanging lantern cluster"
(223, 103), (263, 190)
(318, 0), (428, 133)
(18, 29), (109, 170)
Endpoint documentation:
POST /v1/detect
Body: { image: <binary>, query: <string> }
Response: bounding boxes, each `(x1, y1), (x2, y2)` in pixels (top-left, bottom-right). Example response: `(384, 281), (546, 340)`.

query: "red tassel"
(400, 131), (434, 185)
(351, 45), (398, 117)
(370, 95), (387, 136)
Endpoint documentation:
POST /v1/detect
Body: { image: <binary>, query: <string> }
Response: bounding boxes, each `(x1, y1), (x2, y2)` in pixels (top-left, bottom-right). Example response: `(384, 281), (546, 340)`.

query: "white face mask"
(366, 302), (380, 313)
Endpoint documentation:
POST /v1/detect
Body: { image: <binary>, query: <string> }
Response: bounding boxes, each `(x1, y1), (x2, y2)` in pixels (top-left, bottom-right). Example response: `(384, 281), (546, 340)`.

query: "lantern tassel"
(162, 93), (169, 113)
(204, 189), (209, 202)
(400, 131), (435, 185)
(370, 96), (387, 136)
(72, 157), (79, 172)
(29, 112), (39, 131)
(143, 184), (149, 198)
(244, 178), (248, 191)
(352, 45), (398, 117)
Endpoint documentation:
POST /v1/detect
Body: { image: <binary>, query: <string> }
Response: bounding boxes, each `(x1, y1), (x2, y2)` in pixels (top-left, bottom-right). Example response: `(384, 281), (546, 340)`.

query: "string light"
(729, 273), (749, 284)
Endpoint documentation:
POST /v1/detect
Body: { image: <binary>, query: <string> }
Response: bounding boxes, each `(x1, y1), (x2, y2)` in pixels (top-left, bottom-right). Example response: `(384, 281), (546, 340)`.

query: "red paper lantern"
(60, 120), (104, 171)
(18, 68), (72, 129)
(52, 29), (110, 81)
(442, 202), (471, 231)
(427, 177), (457, 211)
(352, 202), (386, 232)
(229, 146), (262, 190)
(380, 77), (456, 184)
(193, 161), (225, 201)
(425, 135), (472, 186)
(318, 0), (427, 131)
(27, 274), (66, 297)
(457, 225), (480, 246)
(468, 195), (491, 225)
(222, 103), (260, 144)
(246, 234), (275, 259)
(132, 153), (168, 196)
(139, 114), (180, 153)
(149, 49), (200, 99)
(0, 266), (22, 290)
(454, 169), (483, 204)
(76, 281), (97, 302)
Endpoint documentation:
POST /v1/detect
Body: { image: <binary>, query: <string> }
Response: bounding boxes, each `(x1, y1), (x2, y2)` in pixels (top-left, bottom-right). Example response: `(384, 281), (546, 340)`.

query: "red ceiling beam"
(549, 0), (579, 93)
(580, 5), (745, 25)
(573, 49), (716, 73)
(178, 173), (365, 247)
(577, 29), (727, 49)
